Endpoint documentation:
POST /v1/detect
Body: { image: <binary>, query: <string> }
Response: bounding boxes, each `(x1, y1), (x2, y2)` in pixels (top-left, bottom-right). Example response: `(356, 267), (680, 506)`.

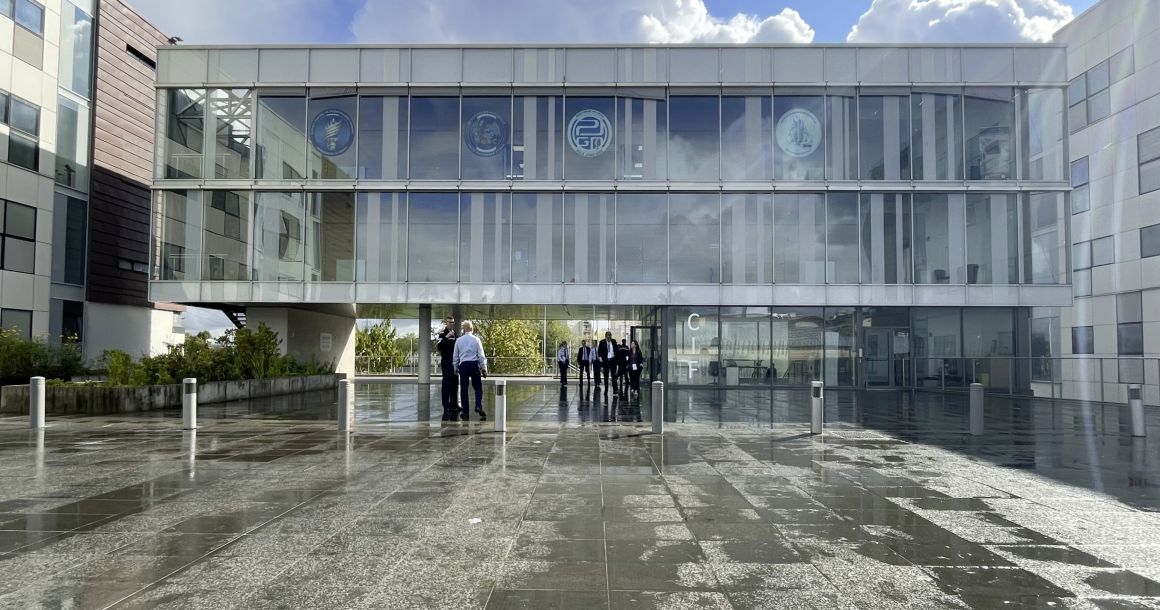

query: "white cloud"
(181, 307), (234, 338)
(847, 0), (1074, 43)
(129, 0), (348, 43)
(351, 0), (813, 44)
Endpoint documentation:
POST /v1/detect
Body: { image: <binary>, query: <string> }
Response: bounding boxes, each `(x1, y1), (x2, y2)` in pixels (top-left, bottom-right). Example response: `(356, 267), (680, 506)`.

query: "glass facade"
(151, 47), (1072, 391)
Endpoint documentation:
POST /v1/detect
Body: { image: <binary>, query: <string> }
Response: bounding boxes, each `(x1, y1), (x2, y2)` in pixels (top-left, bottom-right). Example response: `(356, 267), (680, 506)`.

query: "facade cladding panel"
(151, 44), (1073, 389)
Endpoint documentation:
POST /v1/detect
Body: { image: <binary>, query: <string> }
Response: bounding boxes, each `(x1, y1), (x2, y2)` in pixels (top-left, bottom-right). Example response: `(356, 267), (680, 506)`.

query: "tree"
(543, 320), (574, 355)
(357, 319), (407, 373)
(473, 319), (541, 375)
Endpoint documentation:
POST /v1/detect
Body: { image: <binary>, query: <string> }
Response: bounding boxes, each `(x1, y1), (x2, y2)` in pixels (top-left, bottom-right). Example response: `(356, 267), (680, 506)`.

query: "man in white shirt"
(453, 321), (488, 420)
(556, 341), (569, 386)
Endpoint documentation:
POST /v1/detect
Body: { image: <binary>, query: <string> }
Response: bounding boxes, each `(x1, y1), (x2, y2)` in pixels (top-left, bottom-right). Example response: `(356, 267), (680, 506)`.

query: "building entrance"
(864, 327), (910, 387)
(630, 325), (661, 383)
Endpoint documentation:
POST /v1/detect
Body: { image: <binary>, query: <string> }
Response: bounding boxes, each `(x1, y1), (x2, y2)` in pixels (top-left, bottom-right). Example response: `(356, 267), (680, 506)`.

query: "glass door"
(864, 327), (910, 387)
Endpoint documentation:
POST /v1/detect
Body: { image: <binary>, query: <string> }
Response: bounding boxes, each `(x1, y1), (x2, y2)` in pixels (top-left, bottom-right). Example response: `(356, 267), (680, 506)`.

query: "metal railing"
(357, 354), (575, 377)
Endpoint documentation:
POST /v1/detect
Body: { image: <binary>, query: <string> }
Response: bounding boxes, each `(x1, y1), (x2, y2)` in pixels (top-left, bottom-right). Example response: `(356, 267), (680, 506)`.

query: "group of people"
(437, 316), (489, 421)
(560, 331), (645, 398)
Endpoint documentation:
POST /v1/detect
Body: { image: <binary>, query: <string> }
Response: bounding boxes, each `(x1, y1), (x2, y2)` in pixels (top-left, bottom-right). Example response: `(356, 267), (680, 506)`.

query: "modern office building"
(1, 0), (181, 360)
(150, 43), (1075, 392)
(1047, 0), (1160, 405)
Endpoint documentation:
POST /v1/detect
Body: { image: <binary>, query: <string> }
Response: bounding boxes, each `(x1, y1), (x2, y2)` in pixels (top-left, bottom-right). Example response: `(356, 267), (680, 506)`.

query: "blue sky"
(136, 0), (1097, 46)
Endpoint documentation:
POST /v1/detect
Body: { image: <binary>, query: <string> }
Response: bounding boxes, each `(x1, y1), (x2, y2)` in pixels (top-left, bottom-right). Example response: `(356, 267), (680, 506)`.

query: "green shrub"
(0, 329), (90, 384)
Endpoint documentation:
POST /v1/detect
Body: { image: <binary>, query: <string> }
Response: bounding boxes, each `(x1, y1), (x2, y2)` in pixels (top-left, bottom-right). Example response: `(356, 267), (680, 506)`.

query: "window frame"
(1071, 325), (1094, 355)
(1070, 156), (1090, 214)
(1139, 126), (1160, 195)
(1141, 223), (1160, 259)
(14, 0), (44, 36)
(1, 200), (37, 275)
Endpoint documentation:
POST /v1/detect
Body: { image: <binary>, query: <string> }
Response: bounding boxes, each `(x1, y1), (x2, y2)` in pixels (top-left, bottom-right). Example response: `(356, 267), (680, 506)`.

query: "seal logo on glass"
(568, 109), (612, 157)
(464, 111), (507, 157)
(775, 108), (821, 158)
(310, 109), (355, 157)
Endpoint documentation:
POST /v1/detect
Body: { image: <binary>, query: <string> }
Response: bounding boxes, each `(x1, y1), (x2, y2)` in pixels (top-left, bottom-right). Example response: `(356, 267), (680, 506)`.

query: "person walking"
(556, 341), (569, 386)
(453, 321), (488, 421)
(577, 340), (593, 385)
(628, 339), (644, 398)
(615, 338), (630, 396)
(597, 331), (616, 394)
(436, 316), (460, 420)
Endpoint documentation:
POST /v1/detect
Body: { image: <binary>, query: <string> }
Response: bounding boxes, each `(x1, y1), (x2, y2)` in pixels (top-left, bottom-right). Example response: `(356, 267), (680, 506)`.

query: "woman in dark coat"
(627, 340), (645, 397)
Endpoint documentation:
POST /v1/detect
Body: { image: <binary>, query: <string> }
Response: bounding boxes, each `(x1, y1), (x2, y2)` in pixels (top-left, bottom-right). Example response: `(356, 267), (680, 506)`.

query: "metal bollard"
(181, 378), (197, 430)
(652, 381), (664, 434)
(969, 383), (984, 436)
(810, 381), (823, 434)
(494, 379), (507, 432)
(29, 376), (45, 429)
(337, 379), (353, 432)
(1128, 384), (1145, 438)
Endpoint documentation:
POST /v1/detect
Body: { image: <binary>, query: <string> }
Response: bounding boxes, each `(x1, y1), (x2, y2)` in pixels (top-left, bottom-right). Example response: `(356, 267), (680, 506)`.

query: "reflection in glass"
(563, 193), (612, 283)
(722, 96), (771, 180)
(59, 3), (92, 97)
(564, 97), (615, 180)
(203, 190), (249, 280)
(913, 193), (965, 284)
(355, 192), (406, 282)
(55, 95), (89, 190)
(669, 194), (719, 283)
(1020, 88), (1065, 181)
(311, 192), (354, 281)
(461, 97), (511, 180)
(1024, 191), (1068, 284)
(964, 308), (1015, 390)
(824, 308), (855, 386)
(913, 308), (962, 388)
(308, 94), (357, 180)
(859, 93), (910, 180)
(965, 87), (1015, 180)
(721, 307), (772, 385)
(618, 94), (666, 180)
(722, 194), (773, 284)
(514, 193), (562, 283)
(773, 95), (825, 180)
(154, 190), (201, 280)
(860, 193), (911, 284)
(666, 306), (717, 385)
(256, 96), (306, 180)
(357, 96), (407, 180)
(911, 90), (963, 180)
(826, 91), (857, 180)
(164, 89), (205, 179)
(826, 193), (859, 284)
(252, 192), (305, 281)
(772, 308), (822, 384)
(774, 193), (824, 283)
(512, 96), (562, 180)
(965, 194), (1018, 284)
(410, 97), (460, 179)
(459, 192), (510, 282)
(407, 193), (459, 281)
(668, 96), (719, 181)
(210, 89), (252, 179)
(615, 194), (666, 282)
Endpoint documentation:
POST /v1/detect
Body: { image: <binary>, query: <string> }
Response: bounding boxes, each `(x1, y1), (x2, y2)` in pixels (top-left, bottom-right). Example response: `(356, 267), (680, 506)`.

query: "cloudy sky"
(165, 0), (1091, 335)
(133, 0), (1093, 45)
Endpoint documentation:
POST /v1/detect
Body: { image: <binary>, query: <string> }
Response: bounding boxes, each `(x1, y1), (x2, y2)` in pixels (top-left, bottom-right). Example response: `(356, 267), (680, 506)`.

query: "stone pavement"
(0, 384), (1158, 609)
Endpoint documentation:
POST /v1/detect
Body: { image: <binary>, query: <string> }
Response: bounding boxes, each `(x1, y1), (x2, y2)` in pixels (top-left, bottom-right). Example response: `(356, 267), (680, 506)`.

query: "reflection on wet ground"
(0, 381), (1158, 608)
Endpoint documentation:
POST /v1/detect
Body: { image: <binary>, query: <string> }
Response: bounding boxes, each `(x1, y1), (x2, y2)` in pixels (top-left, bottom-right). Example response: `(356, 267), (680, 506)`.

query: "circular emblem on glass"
(464, 111), (507, 157)
(775, 108), (821, 158)
(309, 109), (355, 157)
(567, 109), (612, 157)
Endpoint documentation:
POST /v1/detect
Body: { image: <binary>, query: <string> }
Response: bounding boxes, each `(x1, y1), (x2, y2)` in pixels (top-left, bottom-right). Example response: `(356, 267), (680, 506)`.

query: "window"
(1069, 52), (1131, 132)
(164, 89), (206, 179)
(1073, 241), (1092, 270)
(1070, 157), (1089, 213)
(61, 196), (86, 285)
(1117, 292), (1142, 324)
(55, 95), (90, 189)
(1091, 235), (1115, 267)
(1073, 269), (1091, 297)
(1071, 326), (1094, 354)
(409, 96), (460, 180)
(210, 89), (252, 179)
(1110, 46), (1134, 83)
(912, 89), (963, 180)
(2, 200), (36, 274)
(1139, 126), (1160, 195)
(6, 95), (40, 172)
(964, 88), (1015, 180)
(15, 0), (43, 34)
(0, 309), (33, 339)
(1141, 223), (1160, 259)
(859, 92), (911, 180)
(0, 0), (10, 17)
(1118, 323), (1143, 356)
(59, 2), (93, 97)
(668, 96), (720, 181)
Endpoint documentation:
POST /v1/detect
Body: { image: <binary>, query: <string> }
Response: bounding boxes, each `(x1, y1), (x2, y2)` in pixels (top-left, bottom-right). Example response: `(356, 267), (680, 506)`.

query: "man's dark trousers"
(594, 360), (601, 385)
(558, 361), (568, 385)
(459, 360), (484, 413)
(440, 360), (458, 416)
(601, 361), (613, 387)
(578, 361), (591, 383)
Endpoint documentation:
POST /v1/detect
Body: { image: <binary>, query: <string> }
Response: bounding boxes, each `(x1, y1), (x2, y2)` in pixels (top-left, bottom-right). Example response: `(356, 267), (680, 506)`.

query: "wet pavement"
(0, 382), (1158, 609)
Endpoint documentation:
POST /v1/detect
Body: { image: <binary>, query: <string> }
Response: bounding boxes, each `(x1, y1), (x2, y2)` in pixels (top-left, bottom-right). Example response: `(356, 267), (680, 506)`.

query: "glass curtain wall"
(721, 194), (773, 284)
(357, 95), (407, 179)
(256, 96), (306, 179)
(774, 193), (825, 283)
(617, 92), (666, 180)
(154, 190), (202, 280)
(409, 96), (460, 179)
(615, 194), (666, 282)
(913, 193), (966, 284)
(210, 89), (252, 179)
(1024, 191), (1069, 285)
(252, 192), (305, 281)
(308, 93), (357, 180)
(355, 192), (407, 282)
(826, 89), (857, 180)
(459, 192), (510, 282)
(773, 93), (826, 180)
(461, 96), (512, 180)
(162, 89), (205, 179)
(562, 193), (611, 283)
(407, 192), (459, 281)
(721, 95), (771, 180)
(773, 308), (823, 385)
(911, 89), (963, 180)
(859, 90), (911, 180)
(667, 96), (719, 181)
(826, 193), (859, 284)
(860, 193), (911, 284)
(1020, 88), (1065, 181)
(512, 95), (563, 180)
(965, 87), (1016, 180)
(203, 190), (250, 280)
(965, 193), (1018, 284)
(312, 192), (355, 281)
(669, 194), (720, 283)
(513, 193), (563, 283)
(564, 96), (616, 179)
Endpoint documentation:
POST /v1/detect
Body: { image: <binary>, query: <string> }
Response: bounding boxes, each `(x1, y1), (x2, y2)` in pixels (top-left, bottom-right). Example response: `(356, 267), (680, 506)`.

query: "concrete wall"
(0, 374), (338, 415)
(83, 302), (184, 362)
(247, 306), (356, 378)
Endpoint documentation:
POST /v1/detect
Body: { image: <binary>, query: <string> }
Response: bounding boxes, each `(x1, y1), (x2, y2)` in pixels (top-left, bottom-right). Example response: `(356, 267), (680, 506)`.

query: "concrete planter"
(0, 374), (339, 416)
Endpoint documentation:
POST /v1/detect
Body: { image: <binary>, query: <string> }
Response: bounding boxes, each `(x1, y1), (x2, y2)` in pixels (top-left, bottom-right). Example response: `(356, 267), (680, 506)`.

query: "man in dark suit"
(615, 338), (630, 396)
(436, 316), (459, 420)
(577, 340), (593, 385)
(597, 331), (617, 393)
